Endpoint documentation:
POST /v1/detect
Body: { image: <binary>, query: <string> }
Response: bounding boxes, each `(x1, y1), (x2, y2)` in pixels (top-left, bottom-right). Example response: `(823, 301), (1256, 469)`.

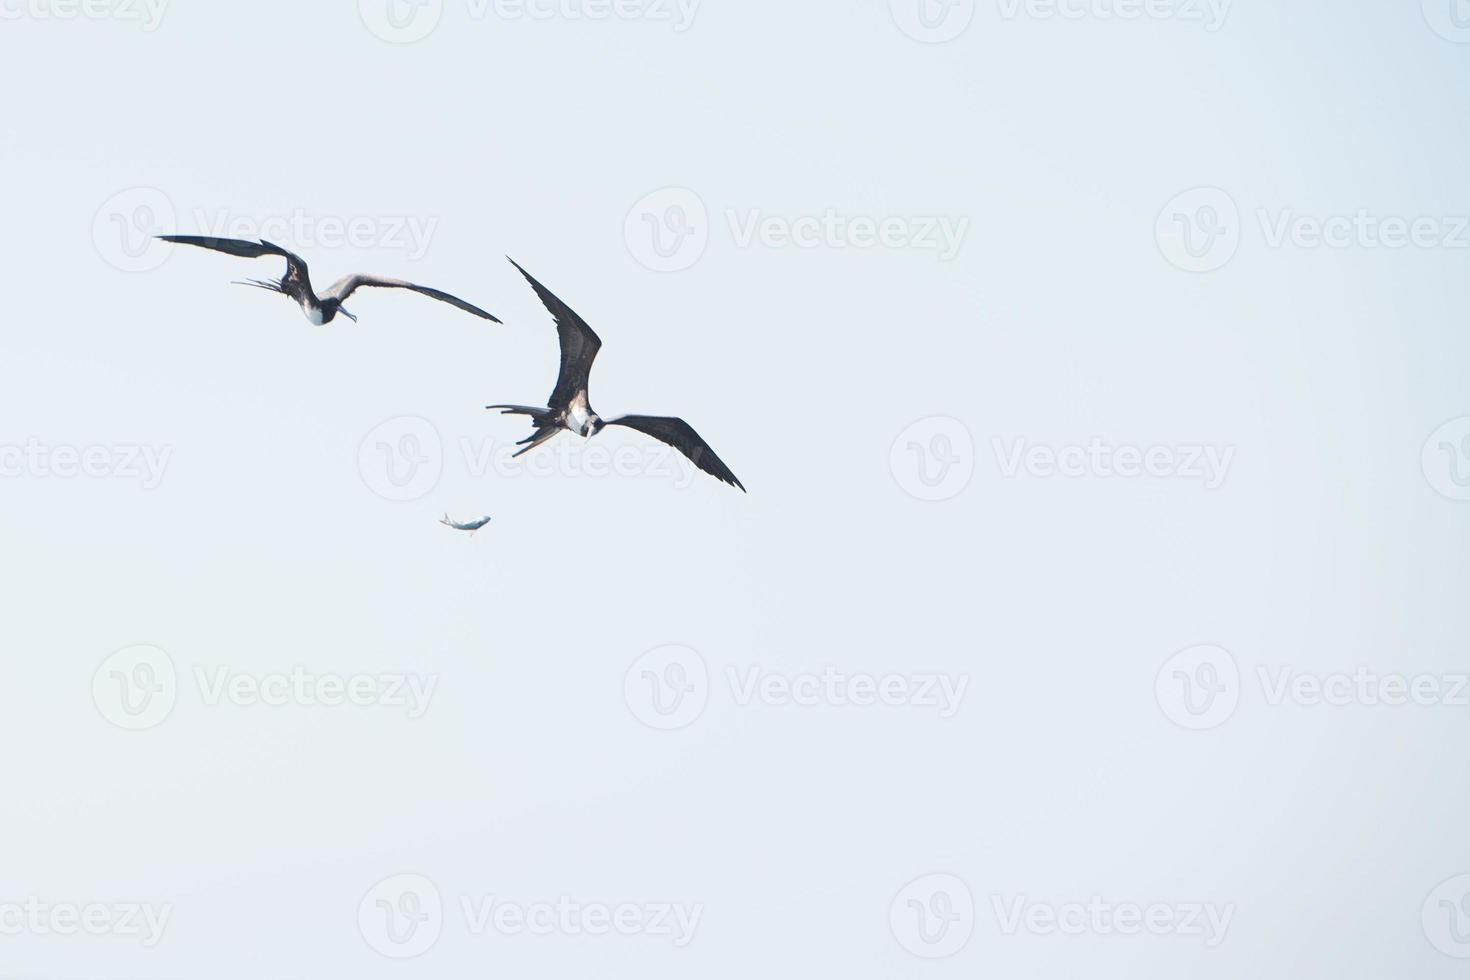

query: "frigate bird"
(157, 235), (500, 325)
(488, 259), (745, 492)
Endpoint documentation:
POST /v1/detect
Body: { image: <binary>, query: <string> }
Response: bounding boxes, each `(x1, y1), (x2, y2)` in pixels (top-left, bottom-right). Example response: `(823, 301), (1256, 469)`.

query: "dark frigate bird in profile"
(157, 235), (500, 325)
(489, 259), (746, 492)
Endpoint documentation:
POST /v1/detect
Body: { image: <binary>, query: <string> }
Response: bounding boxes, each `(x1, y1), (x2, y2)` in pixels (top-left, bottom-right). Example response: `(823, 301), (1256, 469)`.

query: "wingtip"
(505, 256), (538, 285)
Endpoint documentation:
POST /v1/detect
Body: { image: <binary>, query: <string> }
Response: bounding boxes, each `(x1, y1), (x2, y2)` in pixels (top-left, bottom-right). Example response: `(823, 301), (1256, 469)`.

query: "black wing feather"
(507, 258), (602, 411)
(606, 415), (745, 492)
(323, 274), (501, 321)
(158, 235), (312, 295)
(400, 283), (501, 322)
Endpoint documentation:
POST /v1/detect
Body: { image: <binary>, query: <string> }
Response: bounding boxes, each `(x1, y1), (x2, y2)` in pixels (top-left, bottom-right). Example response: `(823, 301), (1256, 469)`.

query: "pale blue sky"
(1, 2), (1469, 977)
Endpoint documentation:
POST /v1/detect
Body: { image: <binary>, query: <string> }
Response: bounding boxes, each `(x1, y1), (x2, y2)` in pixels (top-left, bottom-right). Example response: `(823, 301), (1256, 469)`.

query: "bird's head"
(323, 299), (358, 323)
(588, 417), (606, 437)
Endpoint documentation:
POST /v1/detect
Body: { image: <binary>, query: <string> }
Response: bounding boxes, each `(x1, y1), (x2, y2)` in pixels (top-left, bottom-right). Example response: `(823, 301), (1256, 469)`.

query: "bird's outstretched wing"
(606, 415), (746, 492)
(507, 258), (602, 411)
(158, 235), (312, 294)
(320, 274), (501, 322)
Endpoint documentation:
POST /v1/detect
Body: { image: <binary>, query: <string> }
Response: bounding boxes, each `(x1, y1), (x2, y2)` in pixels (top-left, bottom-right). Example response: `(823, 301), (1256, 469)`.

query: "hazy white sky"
(2, 1), (1470, 977)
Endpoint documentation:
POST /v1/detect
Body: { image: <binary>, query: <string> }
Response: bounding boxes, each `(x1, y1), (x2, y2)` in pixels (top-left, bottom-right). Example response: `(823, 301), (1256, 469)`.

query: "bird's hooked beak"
(339, 307), (359, 323)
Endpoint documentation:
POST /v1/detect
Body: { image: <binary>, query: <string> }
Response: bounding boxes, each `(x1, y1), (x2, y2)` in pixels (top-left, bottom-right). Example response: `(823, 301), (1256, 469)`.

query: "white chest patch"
(566, 401), (591, 436)
(303, 303), (326, 325)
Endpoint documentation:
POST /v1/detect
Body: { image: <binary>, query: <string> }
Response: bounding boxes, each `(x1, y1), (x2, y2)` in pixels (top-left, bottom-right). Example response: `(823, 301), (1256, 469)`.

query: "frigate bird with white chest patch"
(157, 235), (500, 325)
(489, 259), (746, 493)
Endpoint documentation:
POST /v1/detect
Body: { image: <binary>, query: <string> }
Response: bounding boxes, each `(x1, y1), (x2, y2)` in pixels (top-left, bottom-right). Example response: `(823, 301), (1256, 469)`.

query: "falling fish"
(441, 514), (492, 535)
